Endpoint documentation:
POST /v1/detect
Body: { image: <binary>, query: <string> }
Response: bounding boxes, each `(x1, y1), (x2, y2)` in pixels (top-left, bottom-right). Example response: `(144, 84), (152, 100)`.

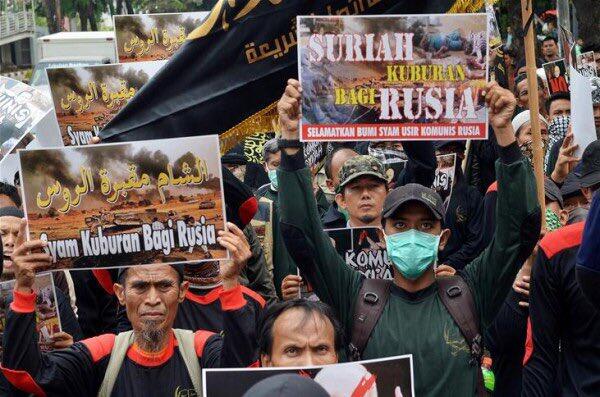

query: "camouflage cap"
(337, 155), (388, 193)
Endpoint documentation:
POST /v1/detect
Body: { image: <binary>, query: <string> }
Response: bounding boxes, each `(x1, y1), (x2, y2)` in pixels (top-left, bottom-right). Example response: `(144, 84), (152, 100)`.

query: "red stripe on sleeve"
(523, 317), (533, 365)
(81, 333), (116, 363)
(486, 181), (498, 194)
(241, 286), (266, 308)
(219, 285), (247, 311)
(0, 365), (46, 397)
(539, 221), (585, 259)
(194, 330), (215, 357)
(92, 269), (115, 296)
(10, 290), (36, 313)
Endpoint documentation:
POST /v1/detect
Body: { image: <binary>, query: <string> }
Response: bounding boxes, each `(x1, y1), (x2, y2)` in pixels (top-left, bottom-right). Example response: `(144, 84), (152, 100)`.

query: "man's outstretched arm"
(463, 83), (541, 329)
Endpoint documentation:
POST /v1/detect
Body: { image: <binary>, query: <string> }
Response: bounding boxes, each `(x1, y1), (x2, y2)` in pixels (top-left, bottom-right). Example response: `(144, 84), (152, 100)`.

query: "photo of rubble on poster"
(0, 273), (61, 358)
(298, 14), (488, 141)
(47, 61), (166, 146)
(19, 135), (227, 271)
(114, 12), (208, 63)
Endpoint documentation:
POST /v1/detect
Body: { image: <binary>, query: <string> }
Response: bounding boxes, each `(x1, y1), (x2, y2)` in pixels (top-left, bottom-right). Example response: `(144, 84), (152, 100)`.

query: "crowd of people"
(1, 7), (600, 397)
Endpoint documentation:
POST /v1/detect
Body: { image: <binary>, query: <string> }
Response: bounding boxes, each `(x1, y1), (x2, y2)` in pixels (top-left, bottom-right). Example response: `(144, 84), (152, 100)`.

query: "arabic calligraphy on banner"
(47, 61), (167, 146)
(114, 12), (209, 63)
(19, 135), (228, 270)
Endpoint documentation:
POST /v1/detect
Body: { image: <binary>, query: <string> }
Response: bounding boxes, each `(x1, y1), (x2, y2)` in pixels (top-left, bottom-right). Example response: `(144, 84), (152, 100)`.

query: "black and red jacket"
(1, 285), (257, 397)
(117, 284), (265, 336)
(523, 222), (600, 396)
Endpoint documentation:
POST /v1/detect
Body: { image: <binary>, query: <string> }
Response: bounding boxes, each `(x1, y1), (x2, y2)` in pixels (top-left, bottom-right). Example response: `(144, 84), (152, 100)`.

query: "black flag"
(100, 0), (474, 149)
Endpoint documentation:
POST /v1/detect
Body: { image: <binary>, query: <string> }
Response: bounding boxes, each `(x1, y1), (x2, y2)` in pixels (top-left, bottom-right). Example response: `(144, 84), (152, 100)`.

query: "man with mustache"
(1, 221), (257, 397)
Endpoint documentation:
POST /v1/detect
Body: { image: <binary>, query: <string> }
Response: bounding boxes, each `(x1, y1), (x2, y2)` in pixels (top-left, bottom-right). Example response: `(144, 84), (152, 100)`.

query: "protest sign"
(326, 226), (392, 279)
(577, 51), (598, 78)
(486, 3), (502, 50)
(0, 77), (53, 163)
(203, 354), (414, 397)
(47, 61), (167, 146)
(114, 12), (209, 63)
(297, 14), (488, 142)
(0, 273), (61, 358)
(433, 153), (456, 208)
(18, 135), (227, 272)
(570, 65), (597, 157)
(543, 59), (570, 94)
(367, 141), (408, 186)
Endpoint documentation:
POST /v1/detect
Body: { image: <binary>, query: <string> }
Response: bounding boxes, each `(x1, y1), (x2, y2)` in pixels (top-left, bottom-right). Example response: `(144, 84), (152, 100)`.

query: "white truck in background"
(30, 31), (117, 94)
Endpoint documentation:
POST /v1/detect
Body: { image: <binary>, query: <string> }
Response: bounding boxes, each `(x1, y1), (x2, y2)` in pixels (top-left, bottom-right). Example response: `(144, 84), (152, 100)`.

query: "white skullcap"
(511, 110), (549, 135)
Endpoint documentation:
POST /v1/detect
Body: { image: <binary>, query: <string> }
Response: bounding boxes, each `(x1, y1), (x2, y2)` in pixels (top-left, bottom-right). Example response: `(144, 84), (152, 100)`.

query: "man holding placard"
(275, 76), (540, 395)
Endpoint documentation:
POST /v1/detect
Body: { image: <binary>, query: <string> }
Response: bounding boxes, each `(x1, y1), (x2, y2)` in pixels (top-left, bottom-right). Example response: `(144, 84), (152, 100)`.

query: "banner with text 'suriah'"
(19, 135), (228, 271)
(298, 14), (489, 142)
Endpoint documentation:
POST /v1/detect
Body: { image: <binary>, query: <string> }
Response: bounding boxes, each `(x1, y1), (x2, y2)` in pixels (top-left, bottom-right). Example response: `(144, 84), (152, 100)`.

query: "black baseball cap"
(560, 171), (582, 199)
(383, 183), (445, 220)
(544, 177), (563, 208)
(579, 140), (600, 188)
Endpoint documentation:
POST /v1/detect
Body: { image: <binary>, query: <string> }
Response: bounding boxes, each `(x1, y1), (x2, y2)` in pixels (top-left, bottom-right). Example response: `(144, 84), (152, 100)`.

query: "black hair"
(542, 36), (558, 45)
(0, 182), (21, 208)
(262, 138), (280, 163)
(514, 73), (545, 95)
(117, 265), (184, 285)
(545, 92), (571, 114)
(257, 299), (344, 357)
(324, 146), (357, 179)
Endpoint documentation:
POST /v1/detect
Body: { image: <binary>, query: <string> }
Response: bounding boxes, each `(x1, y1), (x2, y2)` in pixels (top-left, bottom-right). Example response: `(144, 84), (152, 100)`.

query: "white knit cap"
(511, 110), (549, 135)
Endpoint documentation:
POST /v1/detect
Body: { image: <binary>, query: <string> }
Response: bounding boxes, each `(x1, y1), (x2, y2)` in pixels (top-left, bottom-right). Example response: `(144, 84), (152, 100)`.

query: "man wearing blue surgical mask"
(275, 79), (541, 396)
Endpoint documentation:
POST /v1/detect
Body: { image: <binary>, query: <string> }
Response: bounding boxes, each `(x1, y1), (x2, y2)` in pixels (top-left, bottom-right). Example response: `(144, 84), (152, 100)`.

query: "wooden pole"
(520, 0), (546, 227)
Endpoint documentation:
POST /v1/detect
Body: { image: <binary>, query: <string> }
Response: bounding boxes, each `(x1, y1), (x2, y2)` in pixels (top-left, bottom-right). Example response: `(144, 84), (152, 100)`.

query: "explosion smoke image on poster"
(114, 12), (208, 63)
(47, 61), (166, 146)
(298, 14), (488, 141)
(19, 136), (227, 271)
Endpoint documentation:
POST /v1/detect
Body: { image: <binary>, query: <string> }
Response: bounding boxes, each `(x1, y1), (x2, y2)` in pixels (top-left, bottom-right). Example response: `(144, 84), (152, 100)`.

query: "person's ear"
(114, 283), (126, 306)
(559, 209), (569, 226)
(179, 280), (189, 303)
(335, 192), (347, 210)
(260, 354), (272, 367)
(581, 187), (593, 203)
(438, 228), (452, 251)
(264, 163), (269, 173)
(325, 179), (335, 192)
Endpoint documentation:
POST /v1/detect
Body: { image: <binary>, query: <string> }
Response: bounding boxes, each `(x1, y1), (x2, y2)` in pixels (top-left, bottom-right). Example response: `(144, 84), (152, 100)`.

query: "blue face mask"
(268, 169), (278, 190)
(385, 229), (440, 280)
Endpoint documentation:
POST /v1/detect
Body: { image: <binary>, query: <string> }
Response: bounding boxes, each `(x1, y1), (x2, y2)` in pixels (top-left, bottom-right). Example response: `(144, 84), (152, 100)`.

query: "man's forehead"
(390, 200), (436, 220)
(333, 149), (358, 167)
(126, 265), (179, 282)
(0, 216), (21, 230)
(275, 308), (333, 334)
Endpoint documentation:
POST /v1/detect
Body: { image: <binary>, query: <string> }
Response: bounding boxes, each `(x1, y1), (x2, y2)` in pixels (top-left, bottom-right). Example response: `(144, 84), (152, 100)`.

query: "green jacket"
(256, 184), (299, 299)
(277, 143), (540, 397)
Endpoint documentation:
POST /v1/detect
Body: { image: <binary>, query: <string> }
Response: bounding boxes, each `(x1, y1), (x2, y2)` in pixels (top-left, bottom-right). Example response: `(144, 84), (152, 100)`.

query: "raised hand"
(217, 222), (251, 289)
(281, 274), (303, 301)
(11, 219), (52, 293)
(277, 78), (302, 140)
(551, 132), (580, 184)
(483, 81), (517, 147)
